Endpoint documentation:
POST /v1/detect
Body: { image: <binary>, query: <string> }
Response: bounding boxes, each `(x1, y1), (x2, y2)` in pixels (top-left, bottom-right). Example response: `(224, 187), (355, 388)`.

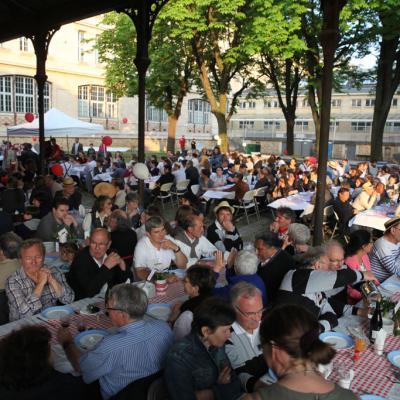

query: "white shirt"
(172, 234), (217, 268)
(92, 254), (108, 296)
(173, 310), (193, 341)
(172, 168), (186, 183)
(134, 236), (176, 270)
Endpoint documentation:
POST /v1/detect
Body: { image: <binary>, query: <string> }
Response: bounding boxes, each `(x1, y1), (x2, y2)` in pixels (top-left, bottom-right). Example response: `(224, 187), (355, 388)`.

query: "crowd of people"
(0, 139), (399, 399)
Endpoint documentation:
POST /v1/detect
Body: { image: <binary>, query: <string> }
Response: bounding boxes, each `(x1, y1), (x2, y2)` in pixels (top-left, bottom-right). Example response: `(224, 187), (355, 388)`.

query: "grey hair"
(295, 246), (325, 269)
(18, 238), (45, 258)
(108, 284), (148, 319)
(145, 216), (164, 233)
(0, 232), (23, 259)
(288, 223), (311, 245)
(322, 239), (344, 254)
(234, 250), (259, 275)
(230, 282), (262, 306)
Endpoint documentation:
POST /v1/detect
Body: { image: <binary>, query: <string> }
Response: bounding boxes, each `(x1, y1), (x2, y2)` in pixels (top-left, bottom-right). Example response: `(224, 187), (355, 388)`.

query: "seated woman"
(169, 265), (216, 341)
(344, 229), (374, 304)
(198, 168), (214, 197)
(245, 304), (357, 400)
(82, 195), (113, 238)
(165, 297), (244, 400)
(272, 176), (289, 199)
(0, 325), (86, 400)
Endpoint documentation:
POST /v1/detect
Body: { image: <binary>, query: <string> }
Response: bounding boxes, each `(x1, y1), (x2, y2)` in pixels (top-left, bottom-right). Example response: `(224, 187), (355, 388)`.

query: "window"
(393, 98), (398, 107)
(0, 75), (51, 113)
(94, 35), (100, 64)
(78, 84), (117, 118)
(295, 120), (309, 130)
(146, 99), (167, 122)
(352, 99), (362, 107)
(78, 30), (85, 62)
(365, 99), (375, 107)
(329, 121), (340, 129)
(264, 120), (281, 129)
(188, 99), (210, 124)
(19, 37), (28, 52)
(385, 121), (400, 132)
(239, 120), (254, 129)
(0, 76), (12, 112)
(351, 121), (371, 132)
(264, 100), (279, 108)
(331, 99), (341, 107)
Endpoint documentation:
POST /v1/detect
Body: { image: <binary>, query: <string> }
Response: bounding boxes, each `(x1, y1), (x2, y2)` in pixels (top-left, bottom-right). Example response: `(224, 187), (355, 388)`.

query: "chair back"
(242, 190), (255, 202)
(323, 205), (334, 218)
(160, 182), (174, 192)
(176, 179), (190, 191)
(254, 187), (266, 197)
(191, 184), (200, 195)
(0, 289), (9, 325)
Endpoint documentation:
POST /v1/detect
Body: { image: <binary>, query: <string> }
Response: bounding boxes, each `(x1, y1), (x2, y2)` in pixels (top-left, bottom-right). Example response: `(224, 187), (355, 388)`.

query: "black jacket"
(67, 247), (130, 300)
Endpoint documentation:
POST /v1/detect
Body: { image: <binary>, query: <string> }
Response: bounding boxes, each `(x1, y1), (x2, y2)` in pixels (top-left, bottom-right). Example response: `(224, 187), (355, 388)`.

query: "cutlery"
(36, 315), (53, 326)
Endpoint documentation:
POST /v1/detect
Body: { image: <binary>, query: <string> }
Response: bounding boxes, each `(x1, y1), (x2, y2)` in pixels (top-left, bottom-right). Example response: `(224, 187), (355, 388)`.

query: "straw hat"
(62, 177), (76, 187)
(362, 182), (373, 191)
(384, 216), (400, 232)
(214, 201), (234, 214)
(327, 160), (337, 169)
(93, 182), (117, 198)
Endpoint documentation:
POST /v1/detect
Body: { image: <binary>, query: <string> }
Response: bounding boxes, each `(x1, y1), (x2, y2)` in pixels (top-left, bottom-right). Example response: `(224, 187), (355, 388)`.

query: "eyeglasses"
(22, 256), (43, 262)
(90, 241), (108, 248)
(105, 307), (126, 317)
(235, 305), (265, 319)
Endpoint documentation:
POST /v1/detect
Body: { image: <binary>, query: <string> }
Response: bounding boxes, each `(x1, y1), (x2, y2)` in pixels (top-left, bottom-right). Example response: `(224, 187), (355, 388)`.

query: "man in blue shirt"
(58, 284), (173, 399)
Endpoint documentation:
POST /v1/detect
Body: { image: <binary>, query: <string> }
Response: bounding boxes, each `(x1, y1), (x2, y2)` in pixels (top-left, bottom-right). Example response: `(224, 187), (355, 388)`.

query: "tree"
(95, 12), (195, 152)
(256, 0), (307, 155)
(161, 0), (264, 152)
(369, 0), (400, 160)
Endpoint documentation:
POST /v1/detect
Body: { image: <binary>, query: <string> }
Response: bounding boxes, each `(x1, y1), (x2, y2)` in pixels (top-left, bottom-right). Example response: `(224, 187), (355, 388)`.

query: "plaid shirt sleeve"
(5, 272), (43, 321)
(49, 267), (75, 304)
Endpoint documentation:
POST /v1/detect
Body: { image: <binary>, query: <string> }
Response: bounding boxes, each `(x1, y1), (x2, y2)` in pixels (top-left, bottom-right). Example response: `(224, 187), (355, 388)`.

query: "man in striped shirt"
(370, 216), (400, 282)
(58, 284), (173, 399)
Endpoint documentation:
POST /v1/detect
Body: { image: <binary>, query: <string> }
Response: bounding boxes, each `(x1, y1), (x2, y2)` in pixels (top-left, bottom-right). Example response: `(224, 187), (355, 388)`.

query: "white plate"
(41, 306), (74, 320)
(147, 304), (171, 321)
(319, 332), (354, 350)
(74, 329), (108, 350)
(388, 350), (400, 368)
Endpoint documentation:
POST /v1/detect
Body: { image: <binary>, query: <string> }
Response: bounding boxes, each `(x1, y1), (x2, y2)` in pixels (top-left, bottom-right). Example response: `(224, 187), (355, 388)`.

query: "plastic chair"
(191, 184), (200, 196)
(233, 190), (258, 224)
(171, 179), (190, 204)
(253, 186), (267, 216)
(331, 210), (340, 238)
(157, 182), (174, 210)
(322, 205), (334, 238)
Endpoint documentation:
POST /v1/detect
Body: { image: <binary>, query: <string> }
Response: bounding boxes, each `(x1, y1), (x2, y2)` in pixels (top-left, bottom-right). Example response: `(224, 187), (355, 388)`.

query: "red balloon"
(51, 164), (63, 177)
(102, 136), (112, 146)
(122, 117), (128, 124)
(25, 112), (34, 123)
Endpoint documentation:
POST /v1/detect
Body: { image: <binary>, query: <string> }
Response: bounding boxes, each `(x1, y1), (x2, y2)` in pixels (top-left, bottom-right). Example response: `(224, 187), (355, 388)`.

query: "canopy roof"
(0, 0), (136, 43)
(7, 108), (104, 136)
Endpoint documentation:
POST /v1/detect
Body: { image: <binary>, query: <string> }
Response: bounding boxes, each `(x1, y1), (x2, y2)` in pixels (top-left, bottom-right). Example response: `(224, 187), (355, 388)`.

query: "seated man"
(0, 232), (22, 290)
(58, 284), (173, 400)
(152, 163), (175, 197)
(67, 228), (129, 300)
(331, 187), (356, 237)
(224, 173), (249, 203)
(6, 238), (74, 321)
(134, 216), (187, 280)
(36, 198), (79, 242)
(54, 177), (82, 211)
(255, 232), (293, 304)
(225, 282), (267, 393)
(269, 206), (295, 240)
(173, 214), (218, 268)
(207, 201), (243, 252)
(352, 182), (378, 212)
(371, 216), (400, 282)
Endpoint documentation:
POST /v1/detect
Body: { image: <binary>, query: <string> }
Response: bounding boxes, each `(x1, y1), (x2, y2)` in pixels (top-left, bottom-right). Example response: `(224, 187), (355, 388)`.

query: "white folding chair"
(331, 210), (340, 238)
(171, 179), (190, 204)
(322, 205), (334, 238)
(253, 186), (267, 217)
(191, 184), (200, 196)
(157, 182), (174, 210)
(233, 190), (257, 224)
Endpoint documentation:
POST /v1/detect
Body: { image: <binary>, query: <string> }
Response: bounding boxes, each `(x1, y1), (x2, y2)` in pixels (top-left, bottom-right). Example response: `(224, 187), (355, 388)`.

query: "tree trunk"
(215, 112), (229, 152)
(286, 116), (295, 155)
(167, 114), (178, 153)
(370, 34), (400, 161)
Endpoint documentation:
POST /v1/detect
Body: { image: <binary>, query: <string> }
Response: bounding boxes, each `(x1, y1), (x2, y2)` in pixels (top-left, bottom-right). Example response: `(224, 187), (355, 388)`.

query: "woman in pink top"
(344, 229), (374, 303)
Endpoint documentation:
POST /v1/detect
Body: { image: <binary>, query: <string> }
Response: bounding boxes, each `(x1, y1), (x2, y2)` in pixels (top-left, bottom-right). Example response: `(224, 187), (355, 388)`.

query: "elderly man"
(134, 216), (187, 280)
(67, 228), (129, 300)
(0, 232), (22, 290)
(214, 251), (267, 305)
(225, 282), (267, 393)
(5, 238), (74, 321)
(58, 284), (173, 399)
(207, 201), (243, 252)
(282, 223), (311, 255)
(371, 216), (400, 282)
(54, 176), (82, 210)
(36, 197), (79, 242)
(255, 232), (294, 303)
(352, 182), (378, 212)
(269, 206), (296, 240)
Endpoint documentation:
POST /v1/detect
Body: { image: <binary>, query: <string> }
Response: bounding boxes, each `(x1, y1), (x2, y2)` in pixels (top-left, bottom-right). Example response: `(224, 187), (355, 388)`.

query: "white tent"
(7, 108), (104, 137)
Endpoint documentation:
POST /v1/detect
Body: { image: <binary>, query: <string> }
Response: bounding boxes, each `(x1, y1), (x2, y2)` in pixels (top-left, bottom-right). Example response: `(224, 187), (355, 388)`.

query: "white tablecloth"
(68, 164), (88, 178)
(268, 192), (313, 211)
(202, 190), (235, 201)
(93, 172), (113, 182)
(348, 204), (396, 231)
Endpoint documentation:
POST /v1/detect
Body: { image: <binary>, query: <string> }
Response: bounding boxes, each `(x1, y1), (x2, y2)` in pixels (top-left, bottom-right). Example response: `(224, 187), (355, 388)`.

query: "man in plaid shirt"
(6, 238), (74, 321)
